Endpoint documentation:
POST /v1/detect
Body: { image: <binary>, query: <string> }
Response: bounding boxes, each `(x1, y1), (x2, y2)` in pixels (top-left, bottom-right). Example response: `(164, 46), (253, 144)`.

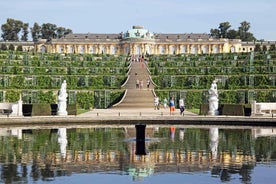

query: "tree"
(21, 23), (29, 41)
(210, 21), (256, 41)
(269, 44), (276, 51)
(56, 27), (72, 38)
(41, 23), (57, 41)
(1, 18), (23, 41)
(219, 22), (231, 38)
(1, 44), (7, 50)
(238, 21), (255, 41)
(262, 45), (267, 52)
(254, 44), (261, 52)
(31, 22), (41, 42)
(227, 29), (238, 39)
(9, 44), (15, 51)
(210, 28), (220, 38)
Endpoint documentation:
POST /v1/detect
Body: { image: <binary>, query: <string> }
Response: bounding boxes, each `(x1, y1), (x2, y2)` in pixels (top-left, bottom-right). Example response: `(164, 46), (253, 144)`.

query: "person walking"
(179, 98), (185, 116)
(163, 98), (168, 109)
(154, 96), (160, 110)
(146, 79), (150, 90)
(169, 96), (175, 115)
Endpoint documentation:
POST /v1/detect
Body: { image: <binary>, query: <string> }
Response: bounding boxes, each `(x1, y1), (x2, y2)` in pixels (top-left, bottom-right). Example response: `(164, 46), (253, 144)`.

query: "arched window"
(191, 45), (197, 54)
(89, 46), (94, 54)
(125, 46), (130, 55)
(40, 45), (46, 53)
(159, 46), (165, 55)
(181, 46), (186, 54)
(213, 45), (219, 53)
(170, 46), (176, 54)
(202, 45), (208, 54)
(57, 46), (63, 53)
(67, 46), (74, 53)
(79, 46), (84, 54)
(110, 46), (116, 55)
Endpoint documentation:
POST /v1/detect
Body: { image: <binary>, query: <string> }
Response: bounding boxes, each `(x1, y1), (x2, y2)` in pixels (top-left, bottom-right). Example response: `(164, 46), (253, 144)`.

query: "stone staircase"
(112, 61), (155, 109)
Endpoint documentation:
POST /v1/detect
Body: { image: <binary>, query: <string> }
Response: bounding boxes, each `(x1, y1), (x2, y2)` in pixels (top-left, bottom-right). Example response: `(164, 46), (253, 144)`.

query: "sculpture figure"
(57, 80), (68, 115)
(208, 80), (219, 115)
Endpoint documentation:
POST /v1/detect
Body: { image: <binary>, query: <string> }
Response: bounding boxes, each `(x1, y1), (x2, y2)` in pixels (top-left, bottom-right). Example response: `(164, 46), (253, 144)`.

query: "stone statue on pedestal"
(57, 80), (68, 116)
(208, 80), (219, 115)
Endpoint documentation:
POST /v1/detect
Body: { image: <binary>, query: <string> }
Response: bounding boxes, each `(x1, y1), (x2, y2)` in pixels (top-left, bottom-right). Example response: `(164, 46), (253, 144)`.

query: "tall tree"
(1, 18), (23, 41)
(227, 29), (238, 39)
(31, 22), (41, 42)
(238, 21), (252, 41)
(210, 28), (220, 38)
(219, 22), (231, 38)
(21, 23), (29, 41)
(41, 23), (57, 41)
(56, 27), (72, 38)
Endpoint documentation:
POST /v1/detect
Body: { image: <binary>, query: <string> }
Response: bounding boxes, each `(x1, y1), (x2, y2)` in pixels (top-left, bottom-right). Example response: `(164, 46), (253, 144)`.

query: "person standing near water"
(169, 96), (175, 115)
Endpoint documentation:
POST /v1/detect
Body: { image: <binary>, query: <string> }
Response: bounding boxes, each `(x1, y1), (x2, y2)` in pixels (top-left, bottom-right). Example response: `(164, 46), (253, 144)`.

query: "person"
(154, 96), (160, 110)
(146, 79), (150, 89)
(139, 80), (143, 90)
(163, 98), (168, 109)
(136, 79), (140, 89)
(179, 98), (185, 116)
(169, 96), (175, 115)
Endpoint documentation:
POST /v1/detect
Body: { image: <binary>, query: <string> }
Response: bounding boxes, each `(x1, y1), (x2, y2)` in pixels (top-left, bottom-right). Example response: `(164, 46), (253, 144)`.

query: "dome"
(123, 26), (154, 39)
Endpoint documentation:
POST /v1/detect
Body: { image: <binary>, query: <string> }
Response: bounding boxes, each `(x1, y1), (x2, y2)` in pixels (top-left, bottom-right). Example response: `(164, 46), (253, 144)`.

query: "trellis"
(94, 90), (111, 109)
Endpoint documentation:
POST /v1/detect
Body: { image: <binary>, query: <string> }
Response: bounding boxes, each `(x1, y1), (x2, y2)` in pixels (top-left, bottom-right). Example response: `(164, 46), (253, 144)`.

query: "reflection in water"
(57, 128), (67, 159)
(179, 128), (185, 140)
(209, 128), (219, 160)
(0, 126), (275, 183)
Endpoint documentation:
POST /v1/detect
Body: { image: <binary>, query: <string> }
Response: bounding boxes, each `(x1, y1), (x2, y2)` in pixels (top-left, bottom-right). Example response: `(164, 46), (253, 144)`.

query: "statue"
(208, 80), (219, 115)
(57, 80), (68, 116)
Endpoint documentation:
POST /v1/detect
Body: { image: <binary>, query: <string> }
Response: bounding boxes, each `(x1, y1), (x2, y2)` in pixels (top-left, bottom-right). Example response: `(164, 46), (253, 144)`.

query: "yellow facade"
(35, 26), (244, 55)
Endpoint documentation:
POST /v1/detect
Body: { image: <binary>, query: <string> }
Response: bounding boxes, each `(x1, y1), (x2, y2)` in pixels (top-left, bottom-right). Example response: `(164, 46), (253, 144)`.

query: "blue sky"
(0, 0), (275, 40)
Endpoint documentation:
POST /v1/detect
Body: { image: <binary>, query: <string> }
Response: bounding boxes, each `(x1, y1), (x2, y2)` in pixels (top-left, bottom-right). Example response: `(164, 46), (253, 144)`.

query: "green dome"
(123, 26), (154, 39)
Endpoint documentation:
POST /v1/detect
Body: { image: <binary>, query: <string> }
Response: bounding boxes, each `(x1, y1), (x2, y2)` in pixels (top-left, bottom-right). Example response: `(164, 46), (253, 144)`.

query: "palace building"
(2, 26), (275, 54)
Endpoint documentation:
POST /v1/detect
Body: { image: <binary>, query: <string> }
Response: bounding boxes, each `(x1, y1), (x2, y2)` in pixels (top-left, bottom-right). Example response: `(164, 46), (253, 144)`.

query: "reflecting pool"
(0, 125), (276, 184)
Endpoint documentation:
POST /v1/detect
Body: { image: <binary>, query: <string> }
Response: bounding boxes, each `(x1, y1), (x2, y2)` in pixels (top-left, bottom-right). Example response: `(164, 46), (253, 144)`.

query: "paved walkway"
(78, 107), (197, 117)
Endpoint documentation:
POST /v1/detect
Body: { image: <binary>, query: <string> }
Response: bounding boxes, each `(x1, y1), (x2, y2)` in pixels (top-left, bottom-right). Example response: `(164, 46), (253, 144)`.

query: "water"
(0, 125), (276, 184)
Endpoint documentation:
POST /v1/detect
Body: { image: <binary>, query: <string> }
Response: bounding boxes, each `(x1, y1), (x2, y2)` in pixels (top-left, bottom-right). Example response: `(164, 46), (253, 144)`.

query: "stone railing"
(252, 101), (276, 116)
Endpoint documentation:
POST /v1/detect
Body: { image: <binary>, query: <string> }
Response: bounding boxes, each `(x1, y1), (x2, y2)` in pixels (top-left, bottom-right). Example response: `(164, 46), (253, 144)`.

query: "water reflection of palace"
(0, 127), (274, 182)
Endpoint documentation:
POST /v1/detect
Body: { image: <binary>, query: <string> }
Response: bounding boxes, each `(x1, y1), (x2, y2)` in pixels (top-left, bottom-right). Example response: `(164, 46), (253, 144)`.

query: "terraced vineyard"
(1, 50), (276, 110)
(0, 51), (128, 108)
(149, 52), (276, 109)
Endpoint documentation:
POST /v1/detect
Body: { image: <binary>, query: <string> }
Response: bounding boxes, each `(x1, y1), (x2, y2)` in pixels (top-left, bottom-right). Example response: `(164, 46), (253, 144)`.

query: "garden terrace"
(0, 51), (129, 109)
(149, 52), (276, 109)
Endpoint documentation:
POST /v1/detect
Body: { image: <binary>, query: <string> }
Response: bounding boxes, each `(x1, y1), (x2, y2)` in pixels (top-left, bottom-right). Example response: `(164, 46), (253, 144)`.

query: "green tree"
(227, 29), (238, 39)
(210, 28), (220, 38)
(41, 23), (57, 41)
(9, 44), (15, 51)
(254, 44), (261, 52)
(31, 22), (41, 42)
(56, 27), (72, 38)
(269, 44), (276, 51)
(238, 21), (255, 41)
(1, 44), (7, 50)
(219, 22), (231, 38)
(21, 23), (29, 41)
(263, 45), (267, 52)
(1, 18), (23, 41)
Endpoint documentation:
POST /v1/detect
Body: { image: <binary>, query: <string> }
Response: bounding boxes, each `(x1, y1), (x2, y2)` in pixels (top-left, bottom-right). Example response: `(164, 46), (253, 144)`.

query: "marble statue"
(57, 80), (68, 116)
(208, 80), (219, 115)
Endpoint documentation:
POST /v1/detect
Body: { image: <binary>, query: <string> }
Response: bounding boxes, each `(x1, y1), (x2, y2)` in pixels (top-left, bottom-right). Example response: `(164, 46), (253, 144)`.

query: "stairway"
(112, 61), (155, 109)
